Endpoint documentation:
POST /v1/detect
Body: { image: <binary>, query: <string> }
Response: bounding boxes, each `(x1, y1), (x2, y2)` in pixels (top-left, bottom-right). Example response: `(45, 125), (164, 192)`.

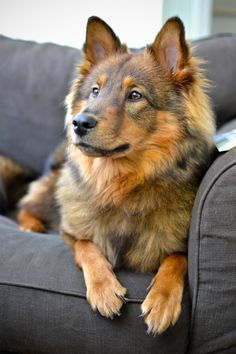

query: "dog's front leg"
(141, 253), (187, 335)
(73, 239), (126, 318)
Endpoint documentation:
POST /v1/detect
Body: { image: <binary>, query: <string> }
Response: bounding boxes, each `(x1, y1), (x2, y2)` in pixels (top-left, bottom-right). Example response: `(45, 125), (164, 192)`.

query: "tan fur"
(0, 156), (28, 184)
(97, 74), (108, 88)
(0, 156), (33, 209)
(141, 253), (187, 334)
(18, 209), (46, 233)
(73, 239), (126, 318)
(18, 170), (60, 230)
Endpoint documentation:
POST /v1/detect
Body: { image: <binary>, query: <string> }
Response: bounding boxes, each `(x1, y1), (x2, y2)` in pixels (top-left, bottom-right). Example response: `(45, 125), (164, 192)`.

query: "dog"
(18, 16), (215, 335)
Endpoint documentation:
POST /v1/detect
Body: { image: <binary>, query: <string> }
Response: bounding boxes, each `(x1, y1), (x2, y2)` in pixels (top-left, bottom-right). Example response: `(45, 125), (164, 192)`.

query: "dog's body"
(18, 16), (215, 335)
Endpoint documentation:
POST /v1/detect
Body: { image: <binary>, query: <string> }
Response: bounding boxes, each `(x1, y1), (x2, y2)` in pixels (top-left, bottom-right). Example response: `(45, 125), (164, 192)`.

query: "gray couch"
(0, 33), (236, 354)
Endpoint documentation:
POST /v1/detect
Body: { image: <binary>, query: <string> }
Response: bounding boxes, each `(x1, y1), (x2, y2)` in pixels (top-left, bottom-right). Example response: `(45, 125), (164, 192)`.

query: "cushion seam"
(0, 281), (143, 304)
(209, 344), (236, 354)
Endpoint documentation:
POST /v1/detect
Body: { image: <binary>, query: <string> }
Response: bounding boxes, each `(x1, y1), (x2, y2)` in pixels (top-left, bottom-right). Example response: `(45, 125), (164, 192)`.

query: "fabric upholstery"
(0, 216), (190, 354)
(193, 34), (236, 129)
(217, 118), (236, 134)
(188, 147), (236, 354)
(0, 35), (81, 173)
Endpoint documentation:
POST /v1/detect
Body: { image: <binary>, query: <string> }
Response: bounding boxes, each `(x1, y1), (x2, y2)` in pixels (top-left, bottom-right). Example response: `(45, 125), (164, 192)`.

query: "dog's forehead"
(91, 51), (156, 84)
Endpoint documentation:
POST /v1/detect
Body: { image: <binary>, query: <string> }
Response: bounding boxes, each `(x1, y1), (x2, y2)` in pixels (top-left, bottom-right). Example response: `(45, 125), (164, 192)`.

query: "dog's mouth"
(76, 142), (130, 157)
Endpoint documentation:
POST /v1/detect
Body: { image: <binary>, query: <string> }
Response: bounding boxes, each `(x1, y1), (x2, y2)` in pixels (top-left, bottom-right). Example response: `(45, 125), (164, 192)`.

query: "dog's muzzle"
(72, 114), (97, 137)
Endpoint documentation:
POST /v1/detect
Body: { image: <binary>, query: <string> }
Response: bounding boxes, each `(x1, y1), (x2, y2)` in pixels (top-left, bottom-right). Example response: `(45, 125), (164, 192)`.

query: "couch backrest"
(193, 34), (236, 129)
(0, 35), (81, 173)
(0, 34), (236, 173)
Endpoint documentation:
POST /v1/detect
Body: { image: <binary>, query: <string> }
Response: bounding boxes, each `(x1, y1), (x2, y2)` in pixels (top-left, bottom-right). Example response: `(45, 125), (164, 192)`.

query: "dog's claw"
(139, 308), (151, 318)
(138, 313), (145, 318)
(116, 293), (128, 303)
(146, 325), (153, 335)
(146, 279), (156, 292)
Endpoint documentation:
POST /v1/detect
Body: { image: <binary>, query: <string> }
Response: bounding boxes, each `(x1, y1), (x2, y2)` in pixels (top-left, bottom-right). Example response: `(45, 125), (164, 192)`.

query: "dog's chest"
(97, 231), (134, 270)
(90, 209), (138, 268)
(90, 208), (187, 272)
(59, 167), (189, 271)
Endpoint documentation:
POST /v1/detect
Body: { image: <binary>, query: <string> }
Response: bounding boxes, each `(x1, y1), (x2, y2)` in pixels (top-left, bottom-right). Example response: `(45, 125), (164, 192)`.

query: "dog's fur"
(18, 16), (215, 335)
(0, 156), (34, 214)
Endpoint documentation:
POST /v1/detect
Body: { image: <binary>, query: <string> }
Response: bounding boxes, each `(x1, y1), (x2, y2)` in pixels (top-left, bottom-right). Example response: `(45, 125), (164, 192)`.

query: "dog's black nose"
(72, 114), (97, 136)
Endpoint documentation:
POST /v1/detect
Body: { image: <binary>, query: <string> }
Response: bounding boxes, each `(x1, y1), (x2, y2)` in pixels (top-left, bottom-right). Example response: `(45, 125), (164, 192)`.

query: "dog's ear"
(83, 16), (126, 64)
(150, 17), (190, 80)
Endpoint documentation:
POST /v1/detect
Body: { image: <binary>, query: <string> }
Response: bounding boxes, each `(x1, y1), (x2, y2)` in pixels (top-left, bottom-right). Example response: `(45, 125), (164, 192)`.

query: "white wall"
(162, 0), (213, 40)
(0, 0), (163, 48)
(212, 0), (236, 35)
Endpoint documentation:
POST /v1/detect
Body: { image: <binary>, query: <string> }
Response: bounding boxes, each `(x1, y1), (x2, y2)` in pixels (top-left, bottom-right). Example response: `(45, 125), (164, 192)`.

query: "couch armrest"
(188, 148), (236, 354)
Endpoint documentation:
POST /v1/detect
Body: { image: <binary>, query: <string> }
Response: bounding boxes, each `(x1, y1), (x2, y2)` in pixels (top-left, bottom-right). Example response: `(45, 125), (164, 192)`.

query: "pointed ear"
(150, 17), (190, 77)
(83, 16), (126, 64)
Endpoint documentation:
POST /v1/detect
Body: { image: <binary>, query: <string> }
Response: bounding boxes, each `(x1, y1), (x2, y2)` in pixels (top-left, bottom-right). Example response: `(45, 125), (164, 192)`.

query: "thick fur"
(18, 16), (215, 335)
(0, 156), (34, 214)
(18, 143), (65, 231)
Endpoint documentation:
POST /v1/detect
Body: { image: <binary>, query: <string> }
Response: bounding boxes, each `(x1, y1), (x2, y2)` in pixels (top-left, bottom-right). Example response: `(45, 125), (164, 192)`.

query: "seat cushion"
(0, 216), (190, 354)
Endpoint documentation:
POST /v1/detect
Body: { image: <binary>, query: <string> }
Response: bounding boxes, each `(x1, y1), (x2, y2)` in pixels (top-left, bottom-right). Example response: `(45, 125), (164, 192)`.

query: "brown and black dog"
(18, 16), (215, 335)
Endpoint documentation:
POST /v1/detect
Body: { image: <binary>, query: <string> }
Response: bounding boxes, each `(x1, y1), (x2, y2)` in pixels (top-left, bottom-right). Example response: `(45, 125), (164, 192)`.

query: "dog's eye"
(91, 86), (100, 97)
(128, 91), (142, 101)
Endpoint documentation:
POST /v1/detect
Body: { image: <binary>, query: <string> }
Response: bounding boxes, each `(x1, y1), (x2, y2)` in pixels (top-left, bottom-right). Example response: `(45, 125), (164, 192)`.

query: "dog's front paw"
(86, 269), (126, 319)
(141, 279), (183, 335)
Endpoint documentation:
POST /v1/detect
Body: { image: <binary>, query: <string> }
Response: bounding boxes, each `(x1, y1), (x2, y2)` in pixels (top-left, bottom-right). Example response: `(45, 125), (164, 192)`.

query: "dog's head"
(66, 16), (214, 161)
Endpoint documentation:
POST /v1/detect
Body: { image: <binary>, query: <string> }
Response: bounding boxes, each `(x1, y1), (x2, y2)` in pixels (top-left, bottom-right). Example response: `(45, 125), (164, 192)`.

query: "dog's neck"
(68, 143), (180, 210)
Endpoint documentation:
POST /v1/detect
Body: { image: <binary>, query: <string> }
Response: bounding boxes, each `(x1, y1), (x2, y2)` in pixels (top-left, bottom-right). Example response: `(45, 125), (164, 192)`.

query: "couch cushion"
(0, 216), (190, 354)
(0, 35), (81, 173)
(188, 146), (236, 353)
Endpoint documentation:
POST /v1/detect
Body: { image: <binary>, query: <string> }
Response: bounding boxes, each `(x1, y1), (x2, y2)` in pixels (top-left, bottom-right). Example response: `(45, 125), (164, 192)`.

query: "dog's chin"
(75, 142), (131, 158)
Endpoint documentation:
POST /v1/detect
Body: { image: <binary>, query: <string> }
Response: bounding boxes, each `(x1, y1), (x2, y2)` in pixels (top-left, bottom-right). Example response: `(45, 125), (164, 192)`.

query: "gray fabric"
(0, 35), (81, 173)
(193, 34), (236, 129)
(217, 118), (236, 134)
(0, 216), (190, 354)
(188, 147), (236, 354)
